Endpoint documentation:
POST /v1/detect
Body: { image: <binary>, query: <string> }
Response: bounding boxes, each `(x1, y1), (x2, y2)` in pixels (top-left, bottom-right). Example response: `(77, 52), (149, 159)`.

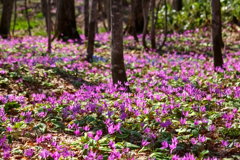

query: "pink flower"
(142, 139), (150, 146)
(161, 141), (168, 149)
(222, 140), (228, 147)
(180, 117), (187, 125)
(191, 138), (198, 145)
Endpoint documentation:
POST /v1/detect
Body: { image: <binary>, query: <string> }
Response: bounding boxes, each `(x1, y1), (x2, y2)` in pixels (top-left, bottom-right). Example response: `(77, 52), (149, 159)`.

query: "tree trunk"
(157, 0), (167, 52)
(55, 0), (81, 42)
(151, 0), (156, 49)
(107, 0), (111, 31)
(41, 0), (51, 32)
(25, 0), (31, 36)
(12, 0), (17, 36)
(87, 0), (97, 62)
(142, 0), (150, 50)
(0, 0), (14, 39)
(131, 0), (138, 42)
(211, 0), (223, 68)
(111, 0), (128, 88)
(84, 0), (89, 38)
(47, 0), (51, 53)
(172, 0), (182, 11)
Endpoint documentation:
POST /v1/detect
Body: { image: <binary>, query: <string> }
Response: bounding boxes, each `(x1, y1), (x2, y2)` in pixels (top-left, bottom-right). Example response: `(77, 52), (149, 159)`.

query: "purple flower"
(108, 124), (115, 134)
(39, 149), (50, 158)
(142, 139), (150, 146)
(3, 151), (11, 158)
(200, 106), (206, 113)
(198, 135), (206, 143)
(6, 127), (12, 132)
(145, 127), (150, 133)
(115, 122), (122, 134)
(236, 142), (240, 148)
(233, 108), (238, 113)
(225, 121), (232, 129)
(209, 124), (215, 131)
(51, 151), (61, 160)
(96, 130), (102, 137)
(109, 140), (115, 149)
(180, 117), (187, 125)
(74, 129), (80, 136)
(24, 148), (34, 158)
(182, 111), (189, 117)
(83, 126), (90, 131)
(161, 141), (168, 149)
(84, 144), (89, 149)
(222, 140), (228, 147)
(194, 119), (199, 126)
(120, 112), (128, 120)
(191, 138), (198, 145)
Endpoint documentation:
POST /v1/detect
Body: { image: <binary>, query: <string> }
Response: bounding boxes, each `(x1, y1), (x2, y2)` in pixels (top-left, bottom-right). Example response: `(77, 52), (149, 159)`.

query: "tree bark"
(25, 0), (31, 36)
(157, 0), (167, 52)
(211, 0), (223, 68)
(47, 0), (51, 53)
(55, 0), (81, 42)
(0, 0), (14, 39)
(131, 0), (138, 42)
(111, 0), (128, 88)
(87, 0), (97, 62)
(172, 0), (182, 11)
(12, 0), (17, 36)
(84, 0), (89, 38)
(107, 0), (111, 31)
(151, 0), (156, 49)
(142, 0), (150, 50)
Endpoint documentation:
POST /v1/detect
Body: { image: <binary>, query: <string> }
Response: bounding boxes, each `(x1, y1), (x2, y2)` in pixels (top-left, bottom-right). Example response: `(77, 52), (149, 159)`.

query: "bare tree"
(0, 0), (14, 39)
(25, 0), (31, 36)
(151, 0), (156, 49)
(157, 0), (167, 52)
(131, 0), (138, 42)
(47, 0), (51, 53)
(142, 0), (150, 50)
(84, 0), (89, 38)
(107, 0), (111, 31)
(12, 0), (17, 36)
(111, 0), (128, 88)
(172, 0), (182, 11)
(87, 0), (97, 62)
(54, 0), (81, 42)
(211, 0), (223, 68)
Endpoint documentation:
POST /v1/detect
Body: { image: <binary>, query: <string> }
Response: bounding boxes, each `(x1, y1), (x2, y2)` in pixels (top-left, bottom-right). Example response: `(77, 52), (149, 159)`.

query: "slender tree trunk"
(107, 0), (111, 31)
(55, 0), (81, 42)
(172, 0), (182, 11)
(47, 0), (51, 53)
(0, 0), (14, 39)
(25, 0), (31, 36)
(84, 0), (89, 38)
(131, 0), (138, 42)
(157, 0), (167, 52)
(142, 0), (150, 50)
(151, 0), (156, 49)
(12, 0), (17, 36)
(211, 0), (223, 68)
(41, 0), (51, 32)
(87, 0), (97, 62)
(111, 0), (128, 88)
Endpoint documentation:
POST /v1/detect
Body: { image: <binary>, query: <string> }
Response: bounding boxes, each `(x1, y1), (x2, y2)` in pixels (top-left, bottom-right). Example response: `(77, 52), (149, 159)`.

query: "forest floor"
(1, 2), (240, 158)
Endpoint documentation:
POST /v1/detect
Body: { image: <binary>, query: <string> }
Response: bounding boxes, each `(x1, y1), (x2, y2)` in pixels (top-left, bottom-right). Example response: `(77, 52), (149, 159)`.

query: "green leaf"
(125, 142), (140, 150)
(51, 120), (65, 130)
(99, 147), (111, 152)
(131, 130), (142, 138)
(199, 150), (209, 160)
(7, 135), (12, 144)
(33, 123), (47, 133)
(116, 133), (129, 139)
(149, 152), (169, 159)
